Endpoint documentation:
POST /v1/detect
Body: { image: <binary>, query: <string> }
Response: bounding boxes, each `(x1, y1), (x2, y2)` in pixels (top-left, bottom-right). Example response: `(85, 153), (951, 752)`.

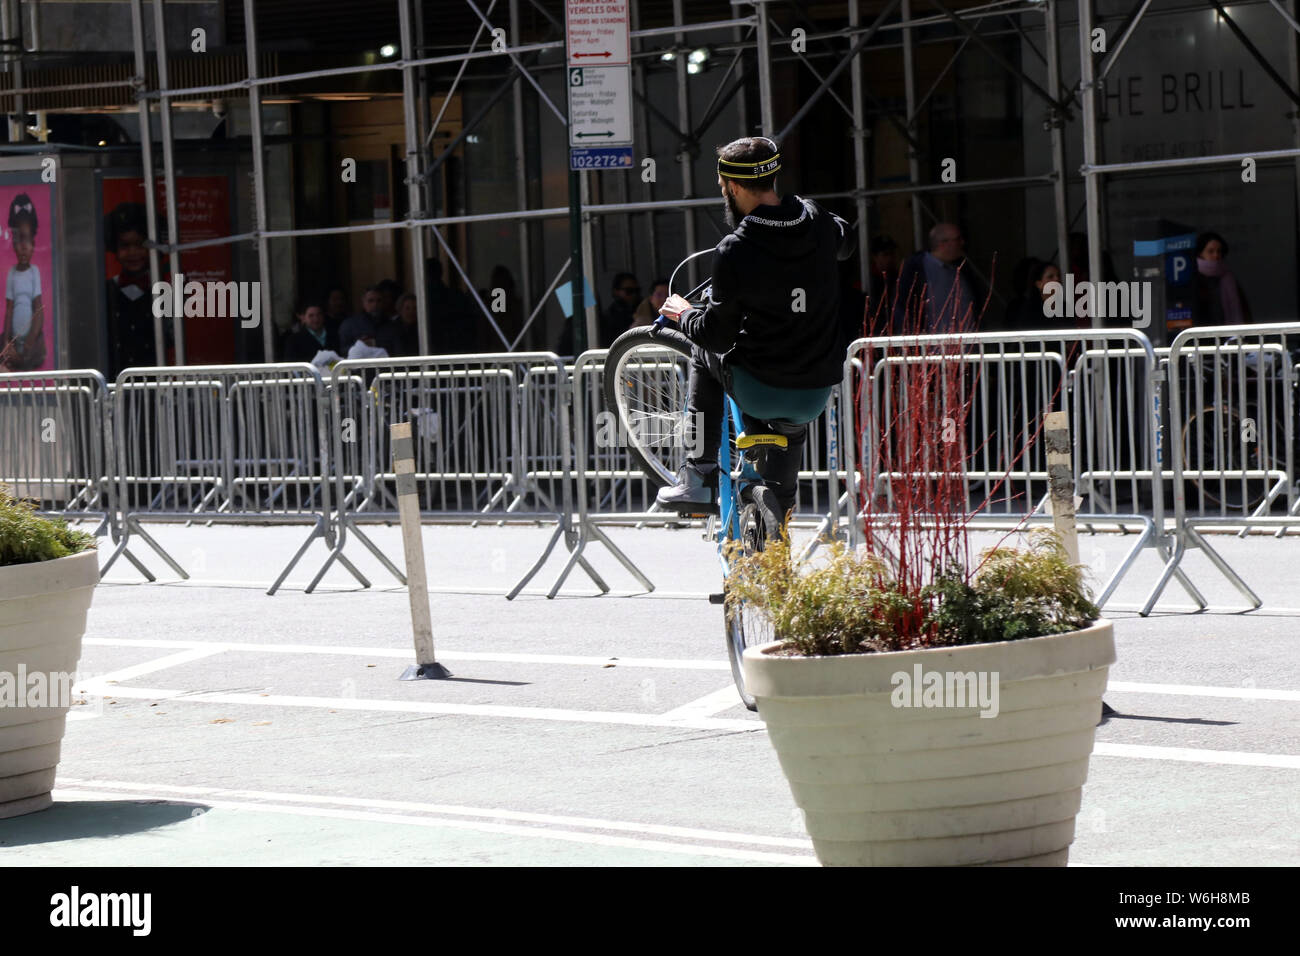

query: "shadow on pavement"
(1109, 713), (1237, 727)
(0, 800), (209, 848)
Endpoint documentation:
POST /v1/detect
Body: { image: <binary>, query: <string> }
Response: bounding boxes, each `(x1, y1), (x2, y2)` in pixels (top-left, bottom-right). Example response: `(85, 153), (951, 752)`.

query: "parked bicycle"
(1178, 341), (1294, 513)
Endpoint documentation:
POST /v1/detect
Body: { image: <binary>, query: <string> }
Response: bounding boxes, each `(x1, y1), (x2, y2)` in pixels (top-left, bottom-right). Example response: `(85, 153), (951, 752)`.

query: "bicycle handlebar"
(668, 248), (714, 301)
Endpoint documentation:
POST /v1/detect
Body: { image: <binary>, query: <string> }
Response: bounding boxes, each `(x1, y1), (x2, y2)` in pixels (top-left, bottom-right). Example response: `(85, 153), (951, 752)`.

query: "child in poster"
(0, 193), (45, 371)
(104, 201), (164, 375)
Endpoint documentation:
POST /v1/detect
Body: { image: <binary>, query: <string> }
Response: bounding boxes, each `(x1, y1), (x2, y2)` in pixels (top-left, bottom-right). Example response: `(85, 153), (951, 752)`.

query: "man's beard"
(722, 188), (742, 230)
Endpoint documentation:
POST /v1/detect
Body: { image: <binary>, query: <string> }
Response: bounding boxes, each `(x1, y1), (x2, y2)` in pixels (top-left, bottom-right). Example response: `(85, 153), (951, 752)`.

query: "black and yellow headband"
(718, 137), (781, 180)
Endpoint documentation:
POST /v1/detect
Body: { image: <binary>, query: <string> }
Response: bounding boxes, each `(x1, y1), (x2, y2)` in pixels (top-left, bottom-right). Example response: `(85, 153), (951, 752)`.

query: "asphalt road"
(2, 520), (1297, 866)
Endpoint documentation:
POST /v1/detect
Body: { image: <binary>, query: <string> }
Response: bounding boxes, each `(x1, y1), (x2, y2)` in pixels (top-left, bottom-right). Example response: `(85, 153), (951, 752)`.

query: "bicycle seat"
(736, 431), (789, 450)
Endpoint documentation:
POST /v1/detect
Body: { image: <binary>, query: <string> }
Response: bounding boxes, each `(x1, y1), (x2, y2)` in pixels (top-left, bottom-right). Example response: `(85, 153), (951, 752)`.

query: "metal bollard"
(391, 420), (451, 681)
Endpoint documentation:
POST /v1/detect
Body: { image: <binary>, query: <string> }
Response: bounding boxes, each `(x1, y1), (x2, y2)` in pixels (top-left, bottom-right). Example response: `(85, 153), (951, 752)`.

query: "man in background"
(338, 286), (382, 353)
(893, 222), (982, 334)
(600, 272), (640, 346)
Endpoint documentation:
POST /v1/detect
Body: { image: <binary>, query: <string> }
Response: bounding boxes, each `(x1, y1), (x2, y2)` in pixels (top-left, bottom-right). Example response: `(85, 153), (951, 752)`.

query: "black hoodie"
(678, 194), (854, 389)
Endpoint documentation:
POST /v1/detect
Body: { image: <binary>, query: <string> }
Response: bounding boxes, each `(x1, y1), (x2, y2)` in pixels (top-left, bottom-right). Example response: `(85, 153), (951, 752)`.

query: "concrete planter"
(743, 620), (1114, 866)
(0, 549), (99, 818)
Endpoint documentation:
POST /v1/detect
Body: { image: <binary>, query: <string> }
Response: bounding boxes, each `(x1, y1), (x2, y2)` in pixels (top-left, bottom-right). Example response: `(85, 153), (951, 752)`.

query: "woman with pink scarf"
(1193, 232), (1250, 326)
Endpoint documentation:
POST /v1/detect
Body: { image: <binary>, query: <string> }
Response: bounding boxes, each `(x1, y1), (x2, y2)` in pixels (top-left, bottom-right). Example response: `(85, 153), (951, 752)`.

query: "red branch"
(850, 257), (1070, 646)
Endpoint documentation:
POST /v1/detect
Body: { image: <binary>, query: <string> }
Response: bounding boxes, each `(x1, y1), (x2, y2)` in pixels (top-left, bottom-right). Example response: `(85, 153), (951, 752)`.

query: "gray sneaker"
(655, 462), (718, 514)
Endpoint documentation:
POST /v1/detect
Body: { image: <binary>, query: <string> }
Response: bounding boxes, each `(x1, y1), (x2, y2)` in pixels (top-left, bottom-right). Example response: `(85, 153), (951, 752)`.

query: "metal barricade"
(102, 363), (340, 594)
(517, 360), (575, 518)
(1144, 322), (1300, 612)
(0, 369), (113, 537)
(40, 325), (1299, 611)
(841, 329), (1191, 609)
(848, 337), (1068, 513)
(796, 386), (847, 522)
(570, 346), (686, 521)
(548, 348), (665, 596)
(1071, 343), (1166, 519)
(315, 353), (600, 598)
(522, 352), (707, 531)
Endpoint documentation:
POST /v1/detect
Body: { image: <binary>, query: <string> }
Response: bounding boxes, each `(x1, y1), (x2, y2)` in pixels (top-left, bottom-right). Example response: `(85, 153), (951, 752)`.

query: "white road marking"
(65, 682), (1300, 769)
(74, 647), (226, 692)
(81, 638), (1300, 700)
(82, 637), (730, 671)
(1107, 681), (1300, 702)
(1093, 742), (1300, 770)
(51, 787), (814, 865)
(69, 683), (763, 732)
(660, 686), (747, 721)
(58, 778), (812, 850)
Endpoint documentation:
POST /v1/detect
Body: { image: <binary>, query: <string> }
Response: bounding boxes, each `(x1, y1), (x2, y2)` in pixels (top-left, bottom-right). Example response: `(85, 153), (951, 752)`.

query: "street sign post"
(564, 1), (633, 350)
(565, 2), (633, 162)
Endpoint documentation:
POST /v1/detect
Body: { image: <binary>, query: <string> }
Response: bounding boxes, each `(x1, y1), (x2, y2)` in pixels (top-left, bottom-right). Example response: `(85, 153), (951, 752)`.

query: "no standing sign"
(566, 1), (633, 169)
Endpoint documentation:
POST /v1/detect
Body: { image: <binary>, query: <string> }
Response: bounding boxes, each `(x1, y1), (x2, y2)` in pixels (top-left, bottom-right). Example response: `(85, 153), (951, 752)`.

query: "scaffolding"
(2, 0), (1297, 363)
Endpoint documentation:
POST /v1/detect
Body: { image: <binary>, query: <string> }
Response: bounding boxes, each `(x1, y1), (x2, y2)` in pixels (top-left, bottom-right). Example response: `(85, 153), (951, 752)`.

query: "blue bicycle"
(603, 272), (795, 710)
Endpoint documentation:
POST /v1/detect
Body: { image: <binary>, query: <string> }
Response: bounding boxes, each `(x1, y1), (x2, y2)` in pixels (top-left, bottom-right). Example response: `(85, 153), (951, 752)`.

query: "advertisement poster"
(0, 181), (56, 374)
(102, 175), (234, 369)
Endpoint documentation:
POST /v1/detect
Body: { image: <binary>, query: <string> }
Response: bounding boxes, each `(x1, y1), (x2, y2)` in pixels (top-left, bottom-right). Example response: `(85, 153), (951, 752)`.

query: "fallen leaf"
(367, 664), (376, 668)
(210, 718), (234, 724)
(603, 663), (616, 668)
(252, 721), (272, 727)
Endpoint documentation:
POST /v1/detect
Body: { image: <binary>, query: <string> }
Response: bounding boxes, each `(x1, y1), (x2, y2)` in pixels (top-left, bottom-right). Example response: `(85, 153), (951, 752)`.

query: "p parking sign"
(1166, 252), (1192, 286)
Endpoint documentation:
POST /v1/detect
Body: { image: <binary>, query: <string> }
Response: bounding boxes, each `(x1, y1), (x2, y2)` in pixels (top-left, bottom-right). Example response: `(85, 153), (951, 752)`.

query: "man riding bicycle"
(655, 136), (854, 519)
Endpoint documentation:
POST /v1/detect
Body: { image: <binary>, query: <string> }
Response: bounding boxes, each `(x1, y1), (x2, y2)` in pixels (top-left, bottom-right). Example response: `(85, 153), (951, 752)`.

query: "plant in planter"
(0, 487), (99, 818)
(734, 316), (1114, 867)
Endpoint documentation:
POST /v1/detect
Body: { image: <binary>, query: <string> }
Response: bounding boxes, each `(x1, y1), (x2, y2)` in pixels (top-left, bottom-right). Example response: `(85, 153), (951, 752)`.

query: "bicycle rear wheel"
(724, 485), (782, 712)
(602, 325), (696, 487)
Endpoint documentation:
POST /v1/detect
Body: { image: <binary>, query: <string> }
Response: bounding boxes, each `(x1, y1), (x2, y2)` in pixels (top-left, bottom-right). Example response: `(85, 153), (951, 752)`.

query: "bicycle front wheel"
(602, 325), (695, 488)
(724, 485), (782, 712)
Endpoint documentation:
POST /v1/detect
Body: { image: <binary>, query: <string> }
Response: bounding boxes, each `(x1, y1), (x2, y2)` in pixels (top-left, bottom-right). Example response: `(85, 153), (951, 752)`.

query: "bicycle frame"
(716, 395), (760, 567)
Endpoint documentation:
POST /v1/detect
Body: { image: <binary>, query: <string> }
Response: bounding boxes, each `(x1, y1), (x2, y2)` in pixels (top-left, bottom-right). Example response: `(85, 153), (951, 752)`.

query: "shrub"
(925, 533), (1100, 646)
(0, 487), (97, 567)
(727, 531), (1097, 656)
(726, 537), (917, 656)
